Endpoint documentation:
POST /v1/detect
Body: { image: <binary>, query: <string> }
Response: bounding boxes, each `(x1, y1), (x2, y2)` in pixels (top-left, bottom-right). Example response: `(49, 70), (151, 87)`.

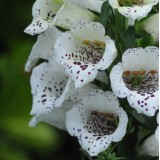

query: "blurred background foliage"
(0, 0), (80, 159)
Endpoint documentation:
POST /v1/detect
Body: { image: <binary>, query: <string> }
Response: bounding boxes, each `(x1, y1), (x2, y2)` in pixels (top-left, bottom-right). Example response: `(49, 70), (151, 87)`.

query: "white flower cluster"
(24, 0), (159, 157)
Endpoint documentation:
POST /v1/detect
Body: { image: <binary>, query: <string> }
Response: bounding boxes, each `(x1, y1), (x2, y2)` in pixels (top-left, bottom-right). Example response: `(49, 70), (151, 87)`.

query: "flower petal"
(30, 61), (71, 116)
(24, 0), (63, 35)
(143, 13), (159, 43)
(53, 2), (97, 30)
(25, 26), (62, 72)
(110, 62), (130, 98)
(127, 91), (159, 116)
(122, 47), (159, 71)
(97, 36), (117, 70)
(64, 59), (98, 89)
(118, 6), (152, 25)
(29, 101), (73, 130)
(140, 134), (159, 157)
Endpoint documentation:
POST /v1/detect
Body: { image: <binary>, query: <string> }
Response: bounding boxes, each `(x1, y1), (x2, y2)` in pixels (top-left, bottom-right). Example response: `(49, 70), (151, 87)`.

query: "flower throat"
(118, 0), (144, 6)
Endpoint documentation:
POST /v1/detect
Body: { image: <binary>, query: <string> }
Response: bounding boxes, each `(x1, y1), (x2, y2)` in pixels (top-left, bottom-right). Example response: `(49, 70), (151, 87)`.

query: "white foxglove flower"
(24, 0), (97, 35)
(66, 89), (128, 156)
(24, 0), (64, 35)
(110, 47), (159, 117)
(140, 134), (159, 157)
(108, 0), (159, 25)
(53, 2), (97, 30)
(54, 20), (117, 88)
(143, 13), (159, 43)
(25, 26), (62, 72)
(30, 60), (97, 116)
(29, 101), (73, 130)
(155, 112), (159, 141)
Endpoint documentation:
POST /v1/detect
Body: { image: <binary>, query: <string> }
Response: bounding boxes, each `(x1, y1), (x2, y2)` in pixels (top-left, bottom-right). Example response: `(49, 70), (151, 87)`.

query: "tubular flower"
(24, 0), (97, 35)
(66, 89), (128, 156)
(30, 59), (97, 116)
(25, 26), (62, 72)
(54, 20), (117, 88)
(110, 47), (159, 116)
(108, 0), (159, 25)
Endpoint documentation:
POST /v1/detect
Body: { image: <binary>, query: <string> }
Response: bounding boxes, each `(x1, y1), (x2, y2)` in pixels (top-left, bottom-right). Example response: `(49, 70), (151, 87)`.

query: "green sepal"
(100, 1), (112, 28)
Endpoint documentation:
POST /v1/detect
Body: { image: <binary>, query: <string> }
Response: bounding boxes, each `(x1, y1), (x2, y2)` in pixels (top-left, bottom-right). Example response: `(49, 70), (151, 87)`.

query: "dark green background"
(0, 0), (80, 159)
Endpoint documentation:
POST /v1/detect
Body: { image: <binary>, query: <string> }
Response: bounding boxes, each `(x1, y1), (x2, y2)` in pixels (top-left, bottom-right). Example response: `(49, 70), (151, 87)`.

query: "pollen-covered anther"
(83, 40), (90, 46)
(86, 111), (118, 136)
(150, 70), (158, 75)
(123, 71), (131, 77)
(94, 40), (106, 47)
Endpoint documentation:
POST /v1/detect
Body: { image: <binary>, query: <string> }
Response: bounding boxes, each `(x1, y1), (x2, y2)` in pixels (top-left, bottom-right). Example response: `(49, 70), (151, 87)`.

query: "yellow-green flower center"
(123, 69), (158, 87)
(118, 0), (144, 6)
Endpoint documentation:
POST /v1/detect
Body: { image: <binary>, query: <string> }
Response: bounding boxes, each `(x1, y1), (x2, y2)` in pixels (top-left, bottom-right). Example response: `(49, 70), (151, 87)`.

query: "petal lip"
(66, 89), (128, 156)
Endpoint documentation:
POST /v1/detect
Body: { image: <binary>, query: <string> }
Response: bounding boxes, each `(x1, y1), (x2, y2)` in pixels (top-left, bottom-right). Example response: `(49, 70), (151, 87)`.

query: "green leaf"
(136, 35), (154, 48)
(120, 26), (136, 51)
(100, 1), (112, 28)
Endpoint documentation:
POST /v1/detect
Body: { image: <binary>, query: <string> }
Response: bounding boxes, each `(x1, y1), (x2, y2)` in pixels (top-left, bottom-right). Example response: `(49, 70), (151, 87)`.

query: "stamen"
(94, 40), (106, 47)
(83, 40), (90, 46)
(150, 70), (158, 75)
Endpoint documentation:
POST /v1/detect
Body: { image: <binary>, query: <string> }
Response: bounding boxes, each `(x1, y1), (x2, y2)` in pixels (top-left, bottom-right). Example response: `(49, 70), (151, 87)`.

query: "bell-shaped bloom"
(143, 13), (159, 43)
(30, 59), (97, 116)
(66, 89), (128, 156)
(29, 101), (73, 130)
(54, 20), (117, 88)
(53, 2), (98, 30)
(108, 0), (159, 25)
(140, 134), (159, 157)
(25, 26), (62, 72)
(24, 0), (97, 35)
(110, 47), (159, 117)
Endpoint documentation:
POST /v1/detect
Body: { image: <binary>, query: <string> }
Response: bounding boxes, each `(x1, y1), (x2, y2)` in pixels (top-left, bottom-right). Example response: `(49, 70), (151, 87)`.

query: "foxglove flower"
(25, 26), (62, 72)
(108, 0), (159, 25)
(24, 0), (97, 35)
(140, 134), (159, 157)
(24, 0), (63, 35)
(54, 20), (117, 88)
(29, 101), (73, 130)
(66, 89), (128, 156)
(110, 47), (159, 116)
(30, 59), (97, 116)
(53, 2), (98, 30)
